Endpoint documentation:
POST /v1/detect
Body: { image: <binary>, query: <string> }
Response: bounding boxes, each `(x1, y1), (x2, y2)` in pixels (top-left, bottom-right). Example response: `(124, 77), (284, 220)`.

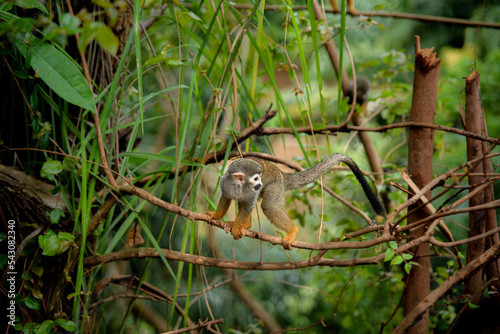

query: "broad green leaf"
(318, 214), (330, 222)
(80, 21), (118, 55)
(31, 289), (43, 300)
(49, 208), (64, 224)
(38, 232), (59, 256)
(402, 253), (413, 260)
(15, 41), (94, 110)
(388, 241), (398, 249)
(24, 295), (41, 310)
(55, 318), (77, 332)
(14, 0), (48, 15)
(36, 320), (55, 334)
(41, 160), (63, 176)
(94, 24), (118, 55)
(404, 263), (412, 274)
(63, 157), (79, 171)
(390, 255), (403, 266)
(384, 248), (395, 262)
(38, 230), (75, 256)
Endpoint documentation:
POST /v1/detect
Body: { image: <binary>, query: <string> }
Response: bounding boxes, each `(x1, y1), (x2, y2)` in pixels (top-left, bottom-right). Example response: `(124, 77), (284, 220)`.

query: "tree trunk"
(404, 36), (440, 334)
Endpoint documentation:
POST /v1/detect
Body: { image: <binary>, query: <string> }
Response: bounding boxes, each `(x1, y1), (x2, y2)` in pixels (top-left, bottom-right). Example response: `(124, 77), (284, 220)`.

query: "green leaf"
(49, 185), (61, 195)
(145, 53), (167, 66)
(167, 58), (185, 66)
(408, 261), (421, 268)
(49, 208), (64, 224)
(41, 160), (63, 176)
(36, 320), (55, 334)
(24, 295), (41, 310)
(38, 230), (75, 256)
(55, 318), (77, 332)
(59, 13), (81, 36)
(309, 189), (322, 197)
(62, 157), (79, 171)
(94, 24), (119, 55)
(32, 289), (43, 300)
(404, 263), (412, 274)
(468, 302), (480, 309)
(319, 214), (330, 222)
(186, 11), (202, 21)
(14, 0), (48, 15)
(390, 255), (403, 266)
(402, 253), (413, 260)
(79, 22), (119, 55)
(384, 248), (394, 262)
(38, 231), (59, 256)
(15, 40), (94, 110)
(388, 241), (398, 249)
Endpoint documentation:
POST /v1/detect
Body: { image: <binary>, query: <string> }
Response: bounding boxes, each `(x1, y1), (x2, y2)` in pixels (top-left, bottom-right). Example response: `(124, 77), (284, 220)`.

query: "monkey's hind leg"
(261, 201), (298, 250)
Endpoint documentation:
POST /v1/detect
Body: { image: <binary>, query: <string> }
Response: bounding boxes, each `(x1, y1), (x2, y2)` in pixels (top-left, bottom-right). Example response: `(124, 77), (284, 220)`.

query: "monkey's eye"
(250, 174), (262, 191)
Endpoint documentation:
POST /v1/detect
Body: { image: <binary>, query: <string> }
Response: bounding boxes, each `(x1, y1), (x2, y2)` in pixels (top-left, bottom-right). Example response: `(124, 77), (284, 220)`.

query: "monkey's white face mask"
(231, 172), (262, 191)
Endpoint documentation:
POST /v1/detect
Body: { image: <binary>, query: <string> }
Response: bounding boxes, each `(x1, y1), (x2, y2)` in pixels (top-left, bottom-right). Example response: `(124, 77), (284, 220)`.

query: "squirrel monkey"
(346, 76), (371, 106)
(207, 154), (386, 250)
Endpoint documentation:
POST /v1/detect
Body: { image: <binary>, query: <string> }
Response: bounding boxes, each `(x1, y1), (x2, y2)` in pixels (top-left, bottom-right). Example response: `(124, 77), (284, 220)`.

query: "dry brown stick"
(89, 293), (157, 309)
(230, 4), (500, 30)
(202, 104), (278, 164)
(383, 152), (500, 235)
(398, 181), (499, 234)
(159, 318), (224, 334)
(431, 226), (500, 248)
(393, 241), (500, 334)
(259, 122), (500, 144)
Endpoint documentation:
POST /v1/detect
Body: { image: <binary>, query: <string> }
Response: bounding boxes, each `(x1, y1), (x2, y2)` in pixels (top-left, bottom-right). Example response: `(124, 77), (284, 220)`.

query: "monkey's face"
(239, 173), (262, 191)
(221, 159), (263, 201)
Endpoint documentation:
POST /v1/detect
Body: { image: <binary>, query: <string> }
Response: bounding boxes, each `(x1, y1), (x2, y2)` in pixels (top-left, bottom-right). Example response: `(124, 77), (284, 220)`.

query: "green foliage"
(38, 229), (76, 256)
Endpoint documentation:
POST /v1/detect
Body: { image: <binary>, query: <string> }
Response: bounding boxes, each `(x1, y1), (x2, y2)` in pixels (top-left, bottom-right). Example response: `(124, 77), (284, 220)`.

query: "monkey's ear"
(231, 172), (246, 184)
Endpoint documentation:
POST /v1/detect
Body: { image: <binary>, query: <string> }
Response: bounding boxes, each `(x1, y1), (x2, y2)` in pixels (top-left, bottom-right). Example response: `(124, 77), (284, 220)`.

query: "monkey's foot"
(230, 224), (245, 240)
(282, 227), (298, 250)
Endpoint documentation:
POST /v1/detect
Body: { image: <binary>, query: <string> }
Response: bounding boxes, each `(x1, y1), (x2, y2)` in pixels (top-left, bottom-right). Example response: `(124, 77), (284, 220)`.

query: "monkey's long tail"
(286, 153), (386, 217)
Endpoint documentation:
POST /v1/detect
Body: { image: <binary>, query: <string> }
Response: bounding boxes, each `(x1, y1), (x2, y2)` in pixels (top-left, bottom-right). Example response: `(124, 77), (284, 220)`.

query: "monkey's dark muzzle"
(254, 184), (262, 191)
